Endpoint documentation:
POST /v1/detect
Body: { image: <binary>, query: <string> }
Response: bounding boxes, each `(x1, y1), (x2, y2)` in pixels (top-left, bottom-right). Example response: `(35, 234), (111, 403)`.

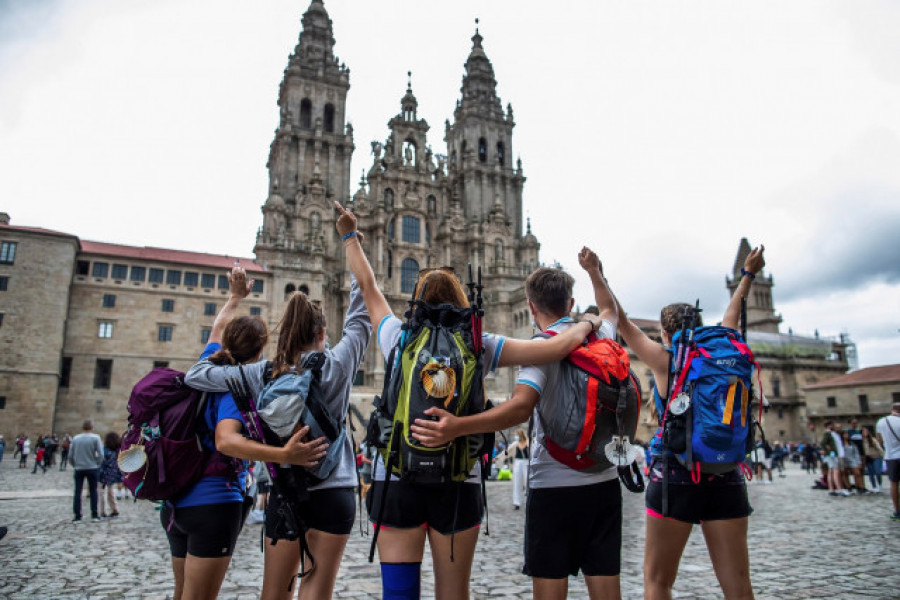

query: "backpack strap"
(299, 353), (340, 441)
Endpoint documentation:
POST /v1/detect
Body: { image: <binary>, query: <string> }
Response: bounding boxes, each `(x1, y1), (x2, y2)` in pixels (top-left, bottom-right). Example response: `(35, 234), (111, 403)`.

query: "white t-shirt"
(830, 431), (845, 458)
(517, 317), (619, 489)
(371, 314), (506, 483)
(876, 414), (900, 460)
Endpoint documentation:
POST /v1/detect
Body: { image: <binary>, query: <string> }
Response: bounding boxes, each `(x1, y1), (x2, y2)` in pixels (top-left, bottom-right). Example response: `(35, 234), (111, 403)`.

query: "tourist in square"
(185, 264), (369, 600)
(862, 427), (884, 493)
(875, 402), (900, 520)
(69, 419), (104, 522)
(605, 245), (765, 600)
(98, 432), (123, 518)
(336, 202), (603, 599)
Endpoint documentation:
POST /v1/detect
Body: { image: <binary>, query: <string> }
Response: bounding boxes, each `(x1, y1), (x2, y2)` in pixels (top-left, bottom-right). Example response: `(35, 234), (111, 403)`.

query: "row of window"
(450, 139), (506, 165)
(100, 294), (261, 317)
(382, 190), (438, 216)
(298, 99), (336, 133)
(79, 260), (264, 293)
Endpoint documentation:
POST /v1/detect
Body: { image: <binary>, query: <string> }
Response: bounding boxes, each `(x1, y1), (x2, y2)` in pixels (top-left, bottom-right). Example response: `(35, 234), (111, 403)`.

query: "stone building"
(803, 364), (900, 435)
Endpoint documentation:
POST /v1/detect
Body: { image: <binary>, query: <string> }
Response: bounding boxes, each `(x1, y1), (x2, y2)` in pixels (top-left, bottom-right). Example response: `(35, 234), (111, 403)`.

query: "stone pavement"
(0, 455), (897, 599)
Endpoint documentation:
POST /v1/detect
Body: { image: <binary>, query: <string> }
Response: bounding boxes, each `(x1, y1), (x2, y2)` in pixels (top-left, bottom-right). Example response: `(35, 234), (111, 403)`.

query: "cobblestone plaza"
(0, 456), (897, 599)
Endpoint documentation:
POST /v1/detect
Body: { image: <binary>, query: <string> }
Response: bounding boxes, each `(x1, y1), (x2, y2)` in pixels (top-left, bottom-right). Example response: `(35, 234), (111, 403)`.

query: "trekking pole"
(475, 266), (484, 354)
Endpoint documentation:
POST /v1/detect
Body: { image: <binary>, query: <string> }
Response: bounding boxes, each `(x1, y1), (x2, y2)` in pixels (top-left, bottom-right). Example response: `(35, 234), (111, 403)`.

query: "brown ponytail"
(659, 303), (703, 339)
(272, 291), (326, 377)
(208, 316), (269, 365)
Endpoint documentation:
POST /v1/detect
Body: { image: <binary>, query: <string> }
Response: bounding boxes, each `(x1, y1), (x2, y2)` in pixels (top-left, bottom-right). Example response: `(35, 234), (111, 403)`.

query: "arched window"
(497, 141), (505, 165)
(384, 188), (394, 211)
(387, 250), (393, 278)
(284, 283), (296, 300)
(426, 195), (437, 213)
(401, 258), (419, 294)
(494, 239), (504, 262)
(300, 99), (312, 128)
(402, 216), (421, 243)
(323, 104), (335, 133)
(310, 211), (321, 230)
(478, 137), (487, 162)
(299, 284), (310, 296)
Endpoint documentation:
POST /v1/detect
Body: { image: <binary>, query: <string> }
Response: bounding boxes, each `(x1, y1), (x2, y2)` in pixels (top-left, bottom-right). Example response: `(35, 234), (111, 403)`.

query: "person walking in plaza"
(98, 432), (123, 518)
(841, 431), (866, 494)
(59, 433), (71, 471)
(821, 421), (850, 497)
(31, 445), (46, 474)
(336, 203), (604, 600)
(69, 419), (104, 522)
(875, 402), (900, 520)
(606, 245), (765, 600)
(0, 435), (5, 464)
(409, 247), (620, 600)
(185, 263), (367, 600)
(509, 429), (530, 511)
(19, 435), (30, 468)
(862, 427), (884, 493)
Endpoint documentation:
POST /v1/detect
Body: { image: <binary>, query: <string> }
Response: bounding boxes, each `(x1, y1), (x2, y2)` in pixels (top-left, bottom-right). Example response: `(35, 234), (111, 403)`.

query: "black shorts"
(161, 502), (244, 559)
(257, 481), (270, 495)
(523, 479), (622, 578)
(886, 459), (900, 483)
(645, 458), (752, 524)
(366, 479), (483, 535)
(265, 487), (356, 539)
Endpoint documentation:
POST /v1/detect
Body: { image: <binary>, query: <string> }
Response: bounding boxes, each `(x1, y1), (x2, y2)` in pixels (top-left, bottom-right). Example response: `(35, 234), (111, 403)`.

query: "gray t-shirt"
(69, 432), (103, 470)
(185, 277), (371, 491)
(517, 317), (619, 489)
(876, 414), (900, 460)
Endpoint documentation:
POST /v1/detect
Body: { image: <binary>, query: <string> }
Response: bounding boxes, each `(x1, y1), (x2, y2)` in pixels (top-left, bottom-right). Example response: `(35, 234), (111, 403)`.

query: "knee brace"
(380, 562), (421, 600)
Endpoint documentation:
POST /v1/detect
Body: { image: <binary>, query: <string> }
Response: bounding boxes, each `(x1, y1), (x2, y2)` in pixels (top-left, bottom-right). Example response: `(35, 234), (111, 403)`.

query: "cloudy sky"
(1, 0), (898, 369)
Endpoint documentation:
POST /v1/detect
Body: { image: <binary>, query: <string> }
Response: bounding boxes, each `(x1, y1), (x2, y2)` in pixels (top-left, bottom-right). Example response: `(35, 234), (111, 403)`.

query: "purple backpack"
(120, 367), (230, 501)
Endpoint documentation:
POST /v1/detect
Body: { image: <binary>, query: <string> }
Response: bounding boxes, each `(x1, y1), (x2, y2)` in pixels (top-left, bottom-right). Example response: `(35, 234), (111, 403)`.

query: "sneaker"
(840, 490), (852, 497)
(246, 510), (265, 525)
(91, 517), (103, 523)
(0, 526), (7, 542)
(892, 512), (900, 522)
(110, 512), (120, 518)
(72, 517), (83, 523)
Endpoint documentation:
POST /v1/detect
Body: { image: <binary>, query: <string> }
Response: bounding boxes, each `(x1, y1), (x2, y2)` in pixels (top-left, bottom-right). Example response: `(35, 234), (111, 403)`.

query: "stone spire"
(457, 19), (504, 119)
(289, 0), (348, 83)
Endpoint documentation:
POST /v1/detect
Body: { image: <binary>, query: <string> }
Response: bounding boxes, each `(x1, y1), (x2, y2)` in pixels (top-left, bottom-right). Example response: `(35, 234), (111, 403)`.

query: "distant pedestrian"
(508, 428), (529, 511)
(875, 402), (900, 521)
(69, 419), (104, 523)
(19, 436), (30, 468)
(0, 435), (5, 464)
(822, 421), (850, 497)
(59, 434), (71, 471)
(32, 447), (46, 474)
(862, 428), (884, 493)
(841, 431), (867, 494)
(98, 432), (123, 518)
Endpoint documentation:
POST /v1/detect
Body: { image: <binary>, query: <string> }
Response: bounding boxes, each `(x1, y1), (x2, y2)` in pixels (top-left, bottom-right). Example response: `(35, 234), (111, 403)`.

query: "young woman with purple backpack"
(161, 267), (327, 600)
(610, 245), (765, 600)
(184, 264), (371, 600)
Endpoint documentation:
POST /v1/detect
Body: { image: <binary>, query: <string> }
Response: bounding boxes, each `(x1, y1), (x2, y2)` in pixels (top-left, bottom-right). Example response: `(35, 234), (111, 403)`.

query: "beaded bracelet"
(341, 231), (357, 241)
(740, 267), (755, 280)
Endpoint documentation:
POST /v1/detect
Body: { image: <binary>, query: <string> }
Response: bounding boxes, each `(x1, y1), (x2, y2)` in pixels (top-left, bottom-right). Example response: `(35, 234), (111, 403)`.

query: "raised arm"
(495, 316), (599, 368)
(335, 201), (393, 327)
(210, 265), (253, 344)
(610, 285), (670, 391)
(578, 246), (618, 328)
(722, 245), (765, 330)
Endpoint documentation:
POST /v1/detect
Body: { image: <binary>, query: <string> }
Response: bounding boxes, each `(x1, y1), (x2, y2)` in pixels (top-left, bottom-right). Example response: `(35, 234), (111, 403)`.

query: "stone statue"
(371, 140), (382, 160)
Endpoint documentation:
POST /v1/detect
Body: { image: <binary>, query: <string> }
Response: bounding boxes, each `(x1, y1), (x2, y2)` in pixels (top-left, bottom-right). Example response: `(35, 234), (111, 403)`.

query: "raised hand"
(744, 245), (765, 276)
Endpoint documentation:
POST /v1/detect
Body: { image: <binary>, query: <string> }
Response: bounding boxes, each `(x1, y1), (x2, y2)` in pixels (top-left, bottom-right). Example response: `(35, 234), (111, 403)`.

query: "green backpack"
(366, 267), (492, 561)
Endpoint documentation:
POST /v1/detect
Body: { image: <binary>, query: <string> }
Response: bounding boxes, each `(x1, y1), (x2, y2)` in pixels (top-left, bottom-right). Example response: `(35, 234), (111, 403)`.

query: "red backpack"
(534, 332), (645, 492)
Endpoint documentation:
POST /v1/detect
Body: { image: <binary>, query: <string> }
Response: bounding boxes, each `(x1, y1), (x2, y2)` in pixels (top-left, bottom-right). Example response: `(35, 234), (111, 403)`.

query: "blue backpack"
(661, 326), (761, 479)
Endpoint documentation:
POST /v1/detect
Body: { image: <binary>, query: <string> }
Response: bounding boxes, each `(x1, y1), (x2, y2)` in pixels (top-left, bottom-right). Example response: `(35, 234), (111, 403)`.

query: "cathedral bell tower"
(255, 0), (354, 328)
(726, 238), (782, 333)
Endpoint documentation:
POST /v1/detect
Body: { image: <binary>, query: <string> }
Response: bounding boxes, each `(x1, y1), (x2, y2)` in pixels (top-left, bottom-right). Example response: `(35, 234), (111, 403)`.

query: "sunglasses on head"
(418, 266), (455, 276)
